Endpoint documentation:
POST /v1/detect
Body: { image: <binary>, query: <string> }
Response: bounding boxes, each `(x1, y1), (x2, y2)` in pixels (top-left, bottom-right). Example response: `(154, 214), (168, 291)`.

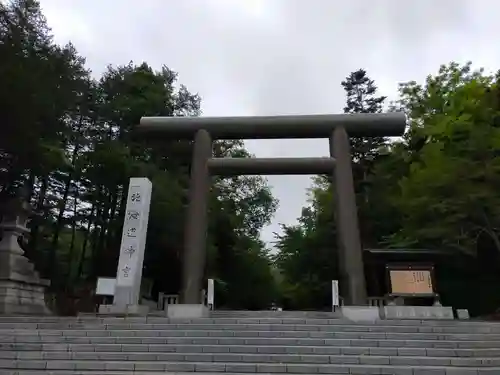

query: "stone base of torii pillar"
(0, 197), (51, 315)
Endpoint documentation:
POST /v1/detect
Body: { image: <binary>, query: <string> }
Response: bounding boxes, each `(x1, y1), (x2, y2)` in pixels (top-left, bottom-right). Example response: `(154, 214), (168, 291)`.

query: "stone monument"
(0, 191), (51, 315)
(99, 177), (152, 315)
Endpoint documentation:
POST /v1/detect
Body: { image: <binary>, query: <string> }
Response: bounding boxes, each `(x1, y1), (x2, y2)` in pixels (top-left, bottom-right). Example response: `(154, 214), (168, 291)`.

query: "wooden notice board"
(388, 267), (435, 296)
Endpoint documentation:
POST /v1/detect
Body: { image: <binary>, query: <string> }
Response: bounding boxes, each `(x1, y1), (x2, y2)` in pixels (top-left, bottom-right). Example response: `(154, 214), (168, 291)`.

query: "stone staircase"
(0, 312), (500, 374)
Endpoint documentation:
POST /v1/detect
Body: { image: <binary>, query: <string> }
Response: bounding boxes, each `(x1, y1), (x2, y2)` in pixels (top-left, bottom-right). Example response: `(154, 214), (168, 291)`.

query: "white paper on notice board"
(96, 277), (116, 296)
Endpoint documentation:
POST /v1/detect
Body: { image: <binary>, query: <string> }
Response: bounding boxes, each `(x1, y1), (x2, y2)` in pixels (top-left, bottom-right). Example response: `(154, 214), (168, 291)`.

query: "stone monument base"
(98, 304), (150, 316)
(456, 309), (470, 320)
(0, 279), (51, 315)
(338, 305), (455, 321)
(340, 306), (381, 322)
(166, 304), (208, 319)
(383, 305), (454, 320)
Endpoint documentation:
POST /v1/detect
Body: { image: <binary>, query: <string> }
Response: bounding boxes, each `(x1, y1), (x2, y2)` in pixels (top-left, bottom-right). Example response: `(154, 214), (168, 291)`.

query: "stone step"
(1, 322), (497, 334)
(0, 315), (490, 325)
(0, 315), (495, 329)
(0, 373), (476, 375)
(4, 336), (500, 348)
(4, 343), (499, 357)
(2, 359), (500, 374)
(3, 328), (500, 341)
(2, 372), (195, 375)
(4, 351), (500, 366)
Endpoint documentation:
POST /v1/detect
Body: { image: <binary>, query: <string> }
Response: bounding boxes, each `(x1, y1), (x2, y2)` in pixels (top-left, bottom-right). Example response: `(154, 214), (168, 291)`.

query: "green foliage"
(273, 185), (339, 310)
(0, 0), (278, 311)
(392, 62), (500, 256)
(274, 64), (500, 315)
(0, 0), (87, 189)
(342, 69), (387, 163)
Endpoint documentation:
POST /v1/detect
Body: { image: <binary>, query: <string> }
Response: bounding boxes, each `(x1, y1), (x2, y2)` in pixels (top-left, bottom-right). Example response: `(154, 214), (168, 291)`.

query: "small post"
(207, 278), (215, 310)
(332, 280), (339, 312)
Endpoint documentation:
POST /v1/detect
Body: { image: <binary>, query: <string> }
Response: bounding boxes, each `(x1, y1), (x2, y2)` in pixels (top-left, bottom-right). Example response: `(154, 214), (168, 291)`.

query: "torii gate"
(136, 113), (406, 306)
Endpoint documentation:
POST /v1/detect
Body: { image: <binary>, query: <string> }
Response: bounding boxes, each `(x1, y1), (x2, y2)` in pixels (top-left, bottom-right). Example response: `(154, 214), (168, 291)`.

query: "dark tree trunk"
(51, 116), (84, 252)
(76, 203), (95, 282)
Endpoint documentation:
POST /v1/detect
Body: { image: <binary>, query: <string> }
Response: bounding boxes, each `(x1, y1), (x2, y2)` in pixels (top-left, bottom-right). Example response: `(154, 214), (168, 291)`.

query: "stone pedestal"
(383, 305), (454, 320)
(166, 304), (209, 319)
(0, 198), (51, 315)
(456, 309), (470, 320)
(340, 306), (381, 322)
(98, 304), (149, 316)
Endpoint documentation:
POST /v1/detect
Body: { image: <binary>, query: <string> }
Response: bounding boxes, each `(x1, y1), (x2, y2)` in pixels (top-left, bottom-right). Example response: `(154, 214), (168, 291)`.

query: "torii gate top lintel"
(137, 112), (407, 140)
(134, 111), (407, 306)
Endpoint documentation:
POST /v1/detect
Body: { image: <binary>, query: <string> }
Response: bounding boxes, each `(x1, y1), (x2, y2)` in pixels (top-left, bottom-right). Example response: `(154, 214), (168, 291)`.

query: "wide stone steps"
(1, 316), (500, 374)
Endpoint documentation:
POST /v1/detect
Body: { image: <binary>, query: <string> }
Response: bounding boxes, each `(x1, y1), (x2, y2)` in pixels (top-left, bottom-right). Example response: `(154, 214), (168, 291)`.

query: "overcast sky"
(39, 0), (499, 245)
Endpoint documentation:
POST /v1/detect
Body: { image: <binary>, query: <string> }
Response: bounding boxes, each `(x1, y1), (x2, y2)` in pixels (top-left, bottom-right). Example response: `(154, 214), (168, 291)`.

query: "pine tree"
(341, 69), (388, 246)
(341, 69), (387, 164)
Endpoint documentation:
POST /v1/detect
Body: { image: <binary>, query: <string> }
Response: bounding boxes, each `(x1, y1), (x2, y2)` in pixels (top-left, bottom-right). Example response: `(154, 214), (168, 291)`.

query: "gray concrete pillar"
(330, 127), (367, 305)
(181, 129), (212, 304)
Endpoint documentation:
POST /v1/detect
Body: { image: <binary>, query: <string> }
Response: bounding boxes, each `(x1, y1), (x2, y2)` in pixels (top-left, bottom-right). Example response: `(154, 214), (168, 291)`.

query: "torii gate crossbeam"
(136, 112), (407, 306)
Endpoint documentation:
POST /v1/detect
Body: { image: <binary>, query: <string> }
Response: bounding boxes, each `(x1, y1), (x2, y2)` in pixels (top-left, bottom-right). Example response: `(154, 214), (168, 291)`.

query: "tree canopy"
(0, 0), (278, 312)
(274, 65), (500, 315)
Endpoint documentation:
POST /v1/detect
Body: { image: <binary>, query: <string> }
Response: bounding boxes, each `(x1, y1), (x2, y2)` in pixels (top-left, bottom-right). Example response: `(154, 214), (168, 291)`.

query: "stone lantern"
(0, 192), (51, 315)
